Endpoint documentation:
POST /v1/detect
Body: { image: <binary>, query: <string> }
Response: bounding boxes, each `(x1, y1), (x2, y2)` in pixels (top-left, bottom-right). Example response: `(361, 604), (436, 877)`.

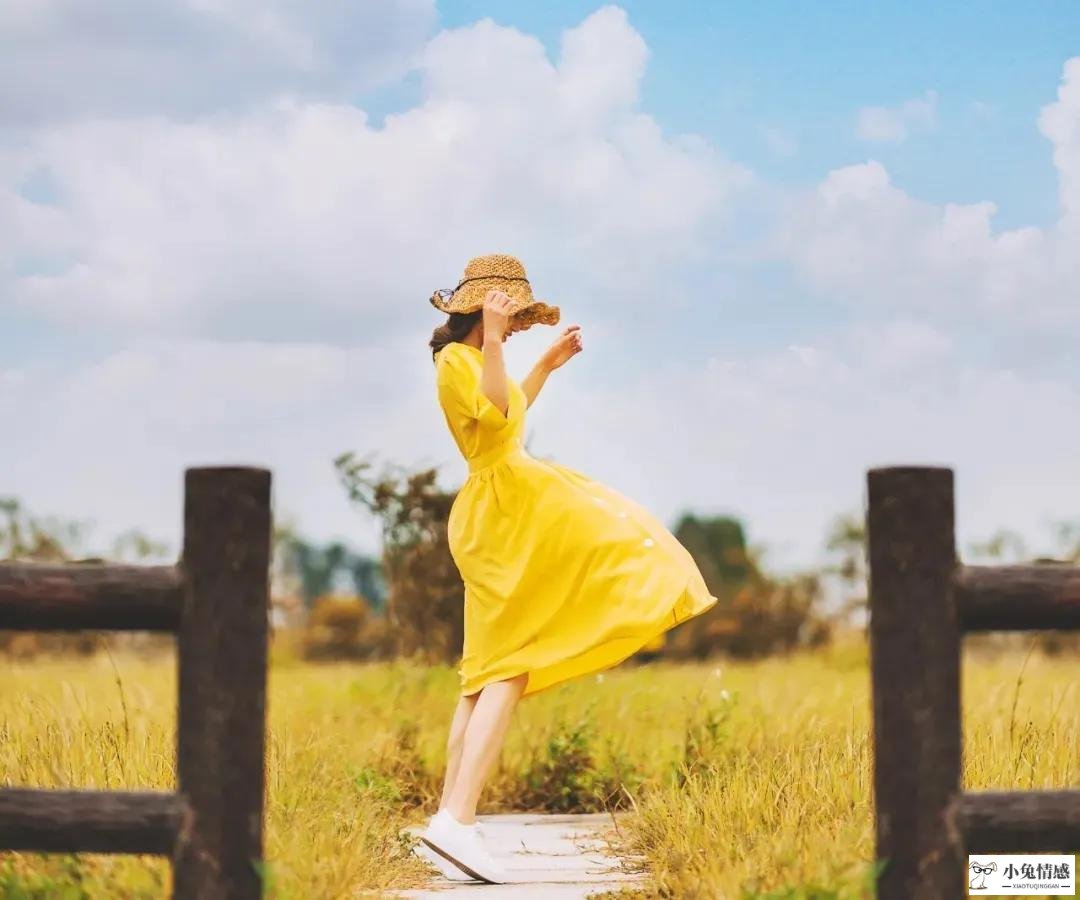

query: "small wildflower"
(712, 667), (722, 678)
(719, 689), (730, 701)
(596, 673), (605, 683)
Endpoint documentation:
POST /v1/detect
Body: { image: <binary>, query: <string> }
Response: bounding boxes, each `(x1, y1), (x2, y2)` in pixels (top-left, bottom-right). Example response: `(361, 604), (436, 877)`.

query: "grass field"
(0, 634), (1076, 898)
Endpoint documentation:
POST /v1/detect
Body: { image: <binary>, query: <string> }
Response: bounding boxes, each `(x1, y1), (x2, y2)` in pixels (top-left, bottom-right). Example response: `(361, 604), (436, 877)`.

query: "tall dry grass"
(0, 633), (1076, 898)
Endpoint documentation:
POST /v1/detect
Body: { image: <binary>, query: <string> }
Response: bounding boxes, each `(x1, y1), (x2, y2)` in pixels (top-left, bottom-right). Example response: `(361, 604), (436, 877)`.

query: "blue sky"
(354, 1), (1080, 375)
(1, 2), (1078, 573)
(397, 1), (1079, 228)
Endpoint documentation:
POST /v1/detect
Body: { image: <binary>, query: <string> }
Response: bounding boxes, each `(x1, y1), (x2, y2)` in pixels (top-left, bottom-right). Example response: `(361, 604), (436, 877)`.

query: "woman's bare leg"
(444, 673), (528, 824)
(438, 691), (480, 811)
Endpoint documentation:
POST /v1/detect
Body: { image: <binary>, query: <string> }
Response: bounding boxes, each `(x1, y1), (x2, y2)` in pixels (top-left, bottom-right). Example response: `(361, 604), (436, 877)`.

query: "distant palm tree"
(824, 512), (867, 627)
(967, 529), (1027, 563)
(1051, 520), (1080, 563)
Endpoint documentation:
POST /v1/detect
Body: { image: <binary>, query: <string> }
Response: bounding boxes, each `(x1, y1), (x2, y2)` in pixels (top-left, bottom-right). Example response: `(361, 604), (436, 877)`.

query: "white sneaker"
(413, 837), (476, 881)
(419, 809), (511, 884)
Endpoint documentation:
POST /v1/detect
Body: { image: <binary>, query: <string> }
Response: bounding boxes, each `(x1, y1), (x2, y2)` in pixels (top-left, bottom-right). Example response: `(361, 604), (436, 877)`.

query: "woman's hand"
(541, 325), (583, 371)
(482, 290), (514, 342)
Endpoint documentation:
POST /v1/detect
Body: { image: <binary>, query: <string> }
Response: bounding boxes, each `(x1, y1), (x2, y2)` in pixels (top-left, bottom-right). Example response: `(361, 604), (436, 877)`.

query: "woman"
(417, 253), (719, 884)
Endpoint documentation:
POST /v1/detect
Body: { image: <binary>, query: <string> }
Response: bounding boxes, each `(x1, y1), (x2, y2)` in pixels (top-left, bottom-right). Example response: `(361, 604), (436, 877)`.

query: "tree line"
(3, 448), (1078, 661)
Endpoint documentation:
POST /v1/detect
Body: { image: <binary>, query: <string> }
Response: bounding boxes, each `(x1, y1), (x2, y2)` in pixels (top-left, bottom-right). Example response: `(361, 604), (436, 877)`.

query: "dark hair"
(429, 310), (482, 364)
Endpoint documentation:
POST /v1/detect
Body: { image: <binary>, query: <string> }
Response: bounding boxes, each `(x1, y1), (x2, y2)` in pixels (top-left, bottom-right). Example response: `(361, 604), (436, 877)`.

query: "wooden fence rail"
(867, 465), (1080, 900)
(0, 467), (272, 900)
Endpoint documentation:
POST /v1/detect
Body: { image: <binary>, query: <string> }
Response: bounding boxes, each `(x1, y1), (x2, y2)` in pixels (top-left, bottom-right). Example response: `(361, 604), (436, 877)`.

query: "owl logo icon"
(969, 859), (997, 891)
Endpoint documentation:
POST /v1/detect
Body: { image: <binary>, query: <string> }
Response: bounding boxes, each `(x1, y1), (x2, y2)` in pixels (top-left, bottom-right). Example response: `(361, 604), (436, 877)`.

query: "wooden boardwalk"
(389, 812), (649, 898)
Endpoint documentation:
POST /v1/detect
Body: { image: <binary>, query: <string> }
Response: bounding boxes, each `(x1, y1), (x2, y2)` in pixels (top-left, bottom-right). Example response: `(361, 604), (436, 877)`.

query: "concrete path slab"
(389, 812), (649, 898)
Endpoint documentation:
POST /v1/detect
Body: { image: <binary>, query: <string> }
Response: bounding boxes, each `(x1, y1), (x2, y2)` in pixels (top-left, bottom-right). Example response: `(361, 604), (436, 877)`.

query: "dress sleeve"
(436, 344), (514, 433)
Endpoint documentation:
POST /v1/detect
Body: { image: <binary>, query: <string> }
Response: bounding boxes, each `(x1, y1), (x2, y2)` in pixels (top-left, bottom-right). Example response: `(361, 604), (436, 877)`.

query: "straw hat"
(429, 253), (560, 330)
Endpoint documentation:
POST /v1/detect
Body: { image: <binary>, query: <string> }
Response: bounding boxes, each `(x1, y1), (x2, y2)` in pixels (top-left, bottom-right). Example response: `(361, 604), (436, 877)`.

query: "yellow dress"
(435, 340), (719, 698)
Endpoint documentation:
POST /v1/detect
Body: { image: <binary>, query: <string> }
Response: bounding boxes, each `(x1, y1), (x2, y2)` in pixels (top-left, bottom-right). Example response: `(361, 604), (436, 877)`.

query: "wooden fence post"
(174, 467), (271, 899)
(866, 466), (965, 900)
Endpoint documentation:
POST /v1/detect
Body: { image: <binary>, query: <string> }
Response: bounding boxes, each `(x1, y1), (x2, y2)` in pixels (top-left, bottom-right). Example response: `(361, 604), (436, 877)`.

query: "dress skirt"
(435, 340), (718, 699)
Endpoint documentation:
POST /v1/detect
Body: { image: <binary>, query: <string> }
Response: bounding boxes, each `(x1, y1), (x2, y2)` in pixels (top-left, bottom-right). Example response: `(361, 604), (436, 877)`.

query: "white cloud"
(845, 320), (953, 370)
(856, 89), (938, 142)
(1037, 56), (1080, 225)
(4, 321), (1077, 571)
(779, 59), (1080, 333)
(0, 0), (437, 126)
(0, 333), (441, 557)
(1, 10), (1078, 577)
(1, 6), (750, 338)
(540, 321), (1080, 570)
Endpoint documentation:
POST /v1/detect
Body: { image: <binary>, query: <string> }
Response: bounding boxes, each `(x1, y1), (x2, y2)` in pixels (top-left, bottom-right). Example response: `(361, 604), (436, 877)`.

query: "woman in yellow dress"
(418, 254), (718, 883)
